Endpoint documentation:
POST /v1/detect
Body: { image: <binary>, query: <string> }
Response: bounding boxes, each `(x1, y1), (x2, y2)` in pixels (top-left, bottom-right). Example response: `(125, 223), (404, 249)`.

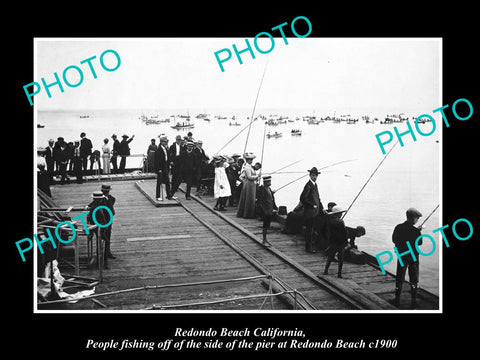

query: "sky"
(34, 37), (441, 112)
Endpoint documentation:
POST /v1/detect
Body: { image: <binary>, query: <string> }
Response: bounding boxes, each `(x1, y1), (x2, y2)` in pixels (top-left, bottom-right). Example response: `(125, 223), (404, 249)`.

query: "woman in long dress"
(236, 152), (259, 218)
(102, 138), (111, 174)
(213, 156), (231, 211)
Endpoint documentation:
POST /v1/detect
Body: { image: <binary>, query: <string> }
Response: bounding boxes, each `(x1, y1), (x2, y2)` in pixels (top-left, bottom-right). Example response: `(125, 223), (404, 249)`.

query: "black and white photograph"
(33, 37), (441, 312)
(8, 4), (478, 357)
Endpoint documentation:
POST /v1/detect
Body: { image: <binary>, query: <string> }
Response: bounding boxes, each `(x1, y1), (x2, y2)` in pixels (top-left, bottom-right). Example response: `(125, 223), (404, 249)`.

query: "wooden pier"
(38, 178), (439, 311)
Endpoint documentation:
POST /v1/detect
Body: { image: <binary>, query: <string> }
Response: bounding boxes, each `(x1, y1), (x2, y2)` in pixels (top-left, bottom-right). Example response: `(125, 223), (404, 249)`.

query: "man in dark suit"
(193, 140), (208, 196)
(300, 167), (325, 253)
(171, 141), (196, 200)
(169, 135), (184, 193)
(80, 132), (93, 171)
(101, 184), (116, 260)
(111, 134), (120, 173)
(154, 135), (172, 200)
(118, 134), (135, 173)
(45, 139), (55, 183)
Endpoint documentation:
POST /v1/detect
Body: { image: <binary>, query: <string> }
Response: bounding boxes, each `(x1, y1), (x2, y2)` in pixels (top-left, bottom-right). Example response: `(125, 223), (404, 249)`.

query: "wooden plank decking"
(39, 179), (439, 311)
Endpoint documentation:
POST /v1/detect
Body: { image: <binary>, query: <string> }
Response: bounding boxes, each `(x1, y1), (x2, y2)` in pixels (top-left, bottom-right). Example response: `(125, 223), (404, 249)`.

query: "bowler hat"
(101, 184), (111, 191)
(262, 175), (272, 182)
(308, 167), (320, 175)
(122, 134), (129, 138)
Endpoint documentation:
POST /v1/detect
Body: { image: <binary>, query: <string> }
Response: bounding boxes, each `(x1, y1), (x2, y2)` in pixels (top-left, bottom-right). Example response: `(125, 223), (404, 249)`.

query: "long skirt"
(102, 154), (111, 174)
(236, 180), (256, 218)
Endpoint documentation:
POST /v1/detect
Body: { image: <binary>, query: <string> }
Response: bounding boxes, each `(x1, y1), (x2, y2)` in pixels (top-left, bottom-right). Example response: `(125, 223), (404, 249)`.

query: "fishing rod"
(243, 60), (269, 154)
(418, 204), (439, 229)
(215, 118), (258, 155)
(267, 159), (303, 175)
(341, 140), (399, 220)
(273, 158), (358, 193)
(258, 122), (268, 180)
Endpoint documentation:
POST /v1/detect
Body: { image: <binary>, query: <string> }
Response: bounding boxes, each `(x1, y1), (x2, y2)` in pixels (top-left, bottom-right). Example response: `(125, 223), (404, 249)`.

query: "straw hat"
(91, 191), (105, 199)
(329, 206), (346, 215)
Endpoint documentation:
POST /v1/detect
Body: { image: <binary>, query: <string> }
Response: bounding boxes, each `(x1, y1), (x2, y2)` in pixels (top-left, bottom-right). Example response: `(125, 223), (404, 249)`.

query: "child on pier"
(213, 156), (231, 211)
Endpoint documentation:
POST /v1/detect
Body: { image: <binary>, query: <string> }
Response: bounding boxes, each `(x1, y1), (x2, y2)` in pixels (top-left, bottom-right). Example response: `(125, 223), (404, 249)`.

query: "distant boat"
(229, 122), (241, 126)
(80, 115), (89, 118)
(266, 132), (282, 139)
(37, 124), (45, 128)
(291, 129), (302, 136)
(215, 115), (227, 120)
(171, 122), (195, 130)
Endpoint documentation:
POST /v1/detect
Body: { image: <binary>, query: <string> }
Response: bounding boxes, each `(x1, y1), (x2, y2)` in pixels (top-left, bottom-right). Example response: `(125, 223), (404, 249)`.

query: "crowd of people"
(37, 132), (136, 186)
(37, 131), (423, 308)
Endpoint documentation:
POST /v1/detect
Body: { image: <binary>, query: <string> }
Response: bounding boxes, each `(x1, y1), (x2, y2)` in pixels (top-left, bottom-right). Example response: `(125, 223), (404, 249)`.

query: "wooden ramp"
(135, 179), (181, 207)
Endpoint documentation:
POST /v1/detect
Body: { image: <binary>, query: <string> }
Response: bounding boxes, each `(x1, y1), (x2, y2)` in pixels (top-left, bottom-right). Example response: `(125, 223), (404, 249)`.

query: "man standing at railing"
(80, 132), (93, 172)
(119, 134), (135, 173)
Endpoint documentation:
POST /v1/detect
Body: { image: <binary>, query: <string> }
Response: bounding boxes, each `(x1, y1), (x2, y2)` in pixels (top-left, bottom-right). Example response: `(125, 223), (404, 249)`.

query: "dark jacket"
(80, 137), (93, 157)
(103, 194), (116, 217)
(119, 138), (133, 156)
(392, 221), (422, 262)
(180, 149), (196, 174)
(256, 185), (278, 217)
(299, 180), (323, 219)
(327, 216), (348, 249)
(112, 139), (120, 156)
(87, 199), (109, 226)
(154, 145), (170, 173)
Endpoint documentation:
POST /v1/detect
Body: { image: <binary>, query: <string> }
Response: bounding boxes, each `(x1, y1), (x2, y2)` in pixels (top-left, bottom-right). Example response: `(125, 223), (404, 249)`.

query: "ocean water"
(36, 108), (441, 295)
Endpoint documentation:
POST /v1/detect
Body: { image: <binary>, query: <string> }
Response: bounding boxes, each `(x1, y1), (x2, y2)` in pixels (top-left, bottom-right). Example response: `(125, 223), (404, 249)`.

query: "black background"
(7, 3), (478, 357)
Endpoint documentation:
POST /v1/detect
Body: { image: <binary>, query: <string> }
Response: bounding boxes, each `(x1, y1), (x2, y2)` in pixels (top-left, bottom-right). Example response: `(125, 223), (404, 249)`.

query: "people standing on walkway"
(86, 191), (111, 269)
(322, 206), (348, 278)
(72, 140), (83, 184)
(256, 175), (278, 246)
(390, 207), (423, 309)
(225, 157), (239, 206)
(80, 132), (93, 172)
(154, 135), (172, 201)
(300, 167), (324, 253)
(45, 139), (55, 183)
(102, 138), (111, 174)
(58, 141), (70, 184)
(236, 152), (259, 219)
(169, 135), (184, 193)
(101, 184), (116, 261)
(193, 140), (208, 197)
(146, 138), (158, 173)
(119, 134), (134, 173)
(172, 141), (196, 200)
(111, 134), (120, 173)
(213, 156), (231, 211)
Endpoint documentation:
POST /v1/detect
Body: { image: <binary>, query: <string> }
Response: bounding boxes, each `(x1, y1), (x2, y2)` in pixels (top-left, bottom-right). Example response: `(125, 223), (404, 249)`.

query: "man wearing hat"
(154, 136), (173, 201)
(300, 167), (325, 253)
(118, 134), (135, 173)
(101, 184), (116, 260)
(111, 134), (120, 173)
(256, 175), (278, 246)
(172, 141), (196, 200)
(169, 135), (184, 192)
(322, 206), (348, 278)
(390, 207), (423, 308)
(193, 140), (208, 197)
(80, 132), (93, 172)
(86, 191), (111, 268)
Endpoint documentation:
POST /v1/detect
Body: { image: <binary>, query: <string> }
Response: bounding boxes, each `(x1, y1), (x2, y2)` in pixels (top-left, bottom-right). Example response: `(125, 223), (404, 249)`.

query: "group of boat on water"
(137, 111), (429, 129)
